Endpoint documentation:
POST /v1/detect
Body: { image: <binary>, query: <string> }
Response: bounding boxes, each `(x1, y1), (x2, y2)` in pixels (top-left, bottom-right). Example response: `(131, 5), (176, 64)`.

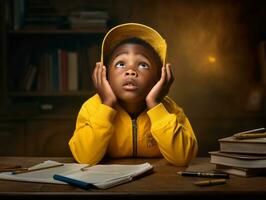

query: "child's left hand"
(145, 63), (174, 109)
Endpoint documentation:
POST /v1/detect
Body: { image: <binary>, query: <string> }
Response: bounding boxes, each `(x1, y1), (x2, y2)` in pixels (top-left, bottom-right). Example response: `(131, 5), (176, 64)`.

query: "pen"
(12, 163), (64, 174)
(177, 171), (229, 178)
(234, 132), (266, 140)
(0, 167), (28, 172)
(237, 127), (265, 134)
(80, 164), (90, 171)
(233, 128), (266, 139)
(193, 178), (226, 186)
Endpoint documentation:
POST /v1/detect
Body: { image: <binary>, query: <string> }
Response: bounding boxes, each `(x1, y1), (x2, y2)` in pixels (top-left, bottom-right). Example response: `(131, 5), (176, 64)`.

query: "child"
(69, 23), (198, 166)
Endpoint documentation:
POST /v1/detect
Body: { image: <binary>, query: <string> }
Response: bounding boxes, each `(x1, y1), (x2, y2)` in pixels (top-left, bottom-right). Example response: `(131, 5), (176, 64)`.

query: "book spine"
(67, 51), (78, 91)
(13, 0), (25, 30)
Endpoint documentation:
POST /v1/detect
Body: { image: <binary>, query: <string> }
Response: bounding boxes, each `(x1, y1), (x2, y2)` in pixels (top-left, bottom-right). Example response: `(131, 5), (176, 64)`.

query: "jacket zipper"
(132, 118), (137, 157)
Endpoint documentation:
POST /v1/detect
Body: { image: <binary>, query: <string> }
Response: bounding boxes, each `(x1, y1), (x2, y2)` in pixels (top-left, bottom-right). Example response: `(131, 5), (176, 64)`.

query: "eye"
(115, 62), (125, 68)
(139, 62), (149, 69)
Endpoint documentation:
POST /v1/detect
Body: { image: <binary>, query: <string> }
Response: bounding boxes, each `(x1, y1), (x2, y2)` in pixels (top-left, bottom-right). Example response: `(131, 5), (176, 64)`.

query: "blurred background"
(0, 0), (266, 157)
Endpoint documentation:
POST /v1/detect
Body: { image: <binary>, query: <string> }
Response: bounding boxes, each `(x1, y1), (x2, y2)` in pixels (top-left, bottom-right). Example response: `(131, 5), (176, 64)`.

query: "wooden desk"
(0, 157), (265, 199)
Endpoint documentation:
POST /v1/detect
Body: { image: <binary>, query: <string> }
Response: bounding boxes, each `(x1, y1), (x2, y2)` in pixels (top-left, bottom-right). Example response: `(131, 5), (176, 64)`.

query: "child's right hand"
(92, 62), (117, 107)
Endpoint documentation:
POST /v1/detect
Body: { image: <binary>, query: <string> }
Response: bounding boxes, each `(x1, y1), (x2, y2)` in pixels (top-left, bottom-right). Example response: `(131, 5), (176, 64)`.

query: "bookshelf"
(7, 31), (103, 95)
(4, 0), (110, 107)
(0, 0), (110, 156)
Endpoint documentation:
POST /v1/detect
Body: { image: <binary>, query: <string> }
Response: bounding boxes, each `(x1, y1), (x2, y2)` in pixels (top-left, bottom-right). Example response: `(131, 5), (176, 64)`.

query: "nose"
(125, 69), (138, 77)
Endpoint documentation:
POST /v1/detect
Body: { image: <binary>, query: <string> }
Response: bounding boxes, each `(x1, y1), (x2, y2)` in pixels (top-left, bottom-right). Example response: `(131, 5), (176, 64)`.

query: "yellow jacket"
(69, 94), (198, 166)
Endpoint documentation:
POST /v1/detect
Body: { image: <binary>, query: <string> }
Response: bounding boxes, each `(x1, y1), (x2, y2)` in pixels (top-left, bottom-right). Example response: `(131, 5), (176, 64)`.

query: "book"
(209, 151), (266, 168)
(0, 160), (86, 184)
(215, 164), (266, 177)
(69, 11), (109, 19)
(13, 0), (25, 30)
(67, 51), (78, 91)
(59, 49), (68, 91)
(53, 162), (153, 189)
(24, 64), (38, 91)
(0, 160), (153, 189)
(218, 135), (266, 154)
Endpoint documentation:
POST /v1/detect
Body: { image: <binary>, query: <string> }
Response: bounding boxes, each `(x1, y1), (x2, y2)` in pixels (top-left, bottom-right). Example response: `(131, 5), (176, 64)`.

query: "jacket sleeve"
(69, 97), (117, 165)
(147, 98), (198, 166)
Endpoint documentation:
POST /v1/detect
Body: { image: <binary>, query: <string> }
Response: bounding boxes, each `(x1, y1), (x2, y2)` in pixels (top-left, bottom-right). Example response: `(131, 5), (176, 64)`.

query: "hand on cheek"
(145, 63), (174, 109)
(92, 62), (117, 107)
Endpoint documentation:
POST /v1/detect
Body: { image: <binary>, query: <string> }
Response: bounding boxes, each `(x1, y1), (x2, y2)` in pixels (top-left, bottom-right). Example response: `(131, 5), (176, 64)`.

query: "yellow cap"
(101, 23), (167, 66)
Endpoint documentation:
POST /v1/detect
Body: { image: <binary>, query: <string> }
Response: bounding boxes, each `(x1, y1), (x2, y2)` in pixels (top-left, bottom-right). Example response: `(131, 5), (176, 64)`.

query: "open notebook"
(0, 160), (153, 189)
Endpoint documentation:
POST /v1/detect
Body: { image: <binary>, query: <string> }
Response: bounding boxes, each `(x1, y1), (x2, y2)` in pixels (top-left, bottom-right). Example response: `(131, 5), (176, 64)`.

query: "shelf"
(0, 113), (77, 120)
(8, 28), (107, 35)
(8, 91), (94, 97)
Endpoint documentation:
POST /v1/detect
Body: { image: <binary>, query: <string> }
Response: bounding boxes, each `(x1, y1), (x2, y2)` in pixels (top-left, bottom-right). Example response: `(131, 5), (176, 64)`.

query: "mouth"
(122, 79), (138, 91)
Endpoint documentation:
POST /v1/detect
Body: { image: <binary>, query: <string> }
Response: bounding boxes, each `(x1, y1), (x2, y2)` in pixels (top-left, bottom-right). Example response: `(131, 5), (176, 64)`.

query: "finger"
(92, 62), (100, 87)
(168, 63), (174, 83)
(102, 65), (107, 82)
(160, 66), (166, 83)
(165, 63), (170, 82)
(169, 63), (175, 81)
(166, 63), (174, 84)
(97, 62), (103, 86)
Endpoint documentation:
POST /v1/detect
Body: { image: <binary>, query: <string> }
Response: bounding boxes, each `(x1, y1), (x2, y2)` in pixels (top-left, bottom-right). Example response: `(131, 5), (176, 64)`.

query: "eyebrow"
(113, 51), (129, 59)
(112, 51), (150, 61)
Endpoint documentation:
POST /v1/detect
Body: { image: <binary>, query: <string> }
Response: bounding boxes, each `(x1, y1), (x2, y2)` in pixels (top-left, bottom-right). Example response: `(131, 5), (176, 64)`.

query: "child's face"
(107, 43), (161, 104)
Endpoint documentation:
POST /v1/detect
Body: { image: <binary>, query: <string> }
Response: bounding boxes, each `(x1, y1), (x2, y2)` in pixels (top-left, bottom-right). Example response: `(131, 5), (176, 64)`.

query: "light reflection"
(208, 56), (216, 63)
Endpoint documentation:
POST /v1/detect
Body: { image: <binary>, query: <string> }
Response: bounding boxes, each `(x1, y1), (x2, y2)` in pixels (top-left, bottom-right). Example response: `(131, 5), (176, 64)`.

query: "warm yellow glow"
(208, 56), (216, 63)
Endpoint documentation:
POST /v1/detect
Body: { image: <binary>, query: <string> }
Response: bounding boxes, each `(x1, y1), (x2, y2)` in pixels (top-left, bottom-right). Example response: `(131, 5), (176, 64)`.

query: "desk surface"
(0, 157), (265, 199)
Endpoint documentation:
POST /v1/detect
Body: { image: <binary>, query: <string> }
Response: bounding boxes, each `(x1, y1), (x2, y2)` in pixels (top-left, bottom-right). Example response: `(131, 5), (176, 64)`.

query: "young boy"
(69, 23), (198, 166)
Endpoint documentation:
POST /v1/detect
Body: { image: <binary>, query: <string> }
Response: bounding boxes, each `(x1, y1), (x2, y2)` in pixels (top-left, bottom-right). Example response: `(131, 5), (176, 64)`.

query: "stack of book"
(21, 0), (67, 30)
(209, 128), (266, 177)
(68, 10), (109, 32)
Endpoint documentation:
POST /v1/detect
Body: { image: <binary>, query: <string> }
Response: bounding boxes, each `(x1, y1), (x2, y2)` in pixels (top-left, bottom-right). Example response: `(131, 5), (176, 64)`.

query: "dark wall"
(121, 0), (266, 155)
